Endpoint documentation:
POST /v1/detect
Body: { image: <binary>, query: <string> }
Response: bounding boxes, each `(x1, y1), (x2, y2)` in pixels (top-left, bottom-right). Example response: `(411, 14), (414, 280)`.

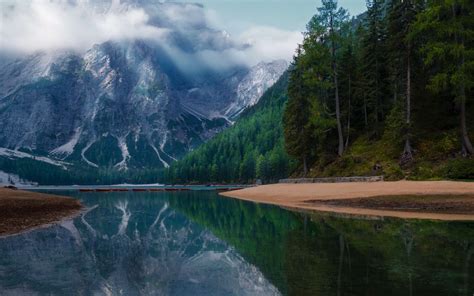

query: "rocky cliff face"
(0, 1), (287, 171)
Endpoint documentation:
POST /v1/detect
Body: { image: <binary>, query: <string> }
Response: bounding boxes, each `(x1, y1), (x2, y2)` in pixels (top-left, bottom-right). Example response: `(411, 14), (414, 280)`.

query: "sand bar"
(220, 181), (474, 221)
(0, 188), (82, 236)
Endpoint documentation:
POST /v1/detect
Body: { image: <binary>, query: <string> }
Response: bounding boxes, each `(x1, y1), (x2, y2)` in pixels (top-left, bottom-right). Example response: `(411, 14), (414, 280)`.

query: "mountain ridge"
(0, 1), (288, 175)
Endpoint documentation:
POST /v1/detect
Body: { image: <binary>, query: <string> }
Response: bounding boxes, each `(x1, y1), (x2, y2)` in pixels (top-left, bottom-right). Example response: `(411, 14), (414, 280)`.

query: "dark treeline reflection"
(0, 191), (473, 296)
(170, 191), (474, 296)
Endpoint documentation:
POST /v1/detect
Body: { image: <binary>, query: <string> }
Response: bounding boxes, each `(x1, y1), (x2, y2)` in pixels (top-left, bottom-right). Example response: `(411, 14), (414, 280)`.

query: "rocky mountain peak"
(0, 1), (288, 172)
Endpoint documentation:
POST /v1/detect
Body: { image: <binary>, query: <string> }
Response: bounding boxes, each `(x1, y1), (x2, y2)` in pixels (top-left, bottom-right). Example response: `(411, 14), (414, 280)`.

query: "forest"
(283, 0), (474, 180)
(164, 0), (474, 184)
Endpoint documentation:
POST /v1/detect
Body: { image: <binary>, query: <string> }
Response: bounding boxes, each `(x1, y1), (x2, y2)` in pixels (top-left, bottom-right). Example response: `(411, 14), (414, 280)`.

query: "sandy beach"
(0, 188), (82, 236)
(220, 181), (474, 221)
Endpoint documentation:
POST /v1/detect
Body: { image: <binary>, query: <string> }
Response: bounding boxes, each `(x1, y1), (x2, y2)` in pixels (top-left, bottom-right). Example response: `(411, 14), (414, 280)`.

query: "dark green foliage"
(160, 72), (293, 184)
(84, 135), (122, 167)
(411, 0), (474, 154)
(443, 159), (474, 179)
(284, 0), (474, 180)
(361, 0), (390, 136)
(0, 156), (165, 185)
(171, 192), (474, 295)
(283, 57), (317, 175)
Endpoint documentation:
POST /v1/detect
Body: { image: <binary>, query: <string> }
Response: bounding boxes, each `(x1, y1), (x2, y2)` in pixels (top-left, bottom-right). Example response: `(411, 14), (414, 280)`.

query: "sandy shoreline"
(220, 181), (474, 221)
(0, 188), (82, 237)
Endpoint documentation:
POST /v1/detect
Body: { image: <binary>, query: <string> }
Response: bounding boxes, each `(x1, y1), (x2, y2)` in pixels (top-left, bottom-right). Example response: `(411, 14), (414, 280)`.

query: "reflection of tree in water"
(400, 225), (414, 296)
(463, 242), (473, 296)
(171, 192), (474, 296)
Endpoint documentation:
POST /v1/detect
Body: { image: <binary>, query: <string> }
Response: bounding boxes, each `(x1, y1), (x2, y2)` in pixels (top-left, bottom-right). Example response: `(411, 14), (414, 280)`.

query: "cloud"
(0, 0), (301, 68)
(160, 2), (208, 30)
(173, 26), (301, 71)
(237, 26), (302, 64)
(0, 0), (167, 54)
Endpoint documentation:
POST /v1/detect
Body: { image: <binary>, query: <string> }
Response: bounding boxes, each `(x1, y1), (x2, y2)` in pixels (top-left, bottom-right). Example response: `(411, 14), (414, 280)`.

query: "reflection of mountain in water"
(0, 193), (280, 296)
(1, 191), (473, 296)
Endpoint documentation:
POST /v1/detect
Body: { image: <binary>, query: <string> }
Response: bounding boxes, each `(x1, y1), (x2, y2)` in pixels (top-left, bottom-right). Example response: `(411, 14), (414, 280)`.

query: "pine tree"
(362, 0), (388, 137)
(339, 31), (358, 148)
(387, 0), (422, 163)
(412, 0), (474, 155)
(283, 51), (314, 176)
(309, 0), (349, 156)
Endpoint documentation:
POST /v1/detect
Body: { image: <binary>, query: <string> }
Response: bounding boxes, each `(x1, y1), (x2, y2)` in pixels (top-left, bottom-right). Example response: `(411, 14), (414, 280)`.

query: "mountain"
(0, 1), (288, 177)
(161, 71), (292, 184)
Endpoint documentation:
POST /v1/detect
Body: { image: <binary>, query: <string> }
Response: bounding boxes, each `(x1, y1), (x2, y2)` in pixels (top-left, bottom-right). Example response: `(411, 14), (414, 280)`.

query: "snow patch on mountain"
(0, 148), (70, 169)
(114, 137), (131, 170)
(51, 127), (82, 158)
(81, 142), (99, 168)
(150, 143), (170, 168)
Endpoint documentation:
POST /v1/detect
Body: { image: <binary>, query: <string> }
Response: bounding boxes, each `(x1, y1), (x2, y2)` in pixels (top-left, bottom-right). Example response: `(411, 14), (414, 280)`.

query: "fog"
(0, 0), (301, 68)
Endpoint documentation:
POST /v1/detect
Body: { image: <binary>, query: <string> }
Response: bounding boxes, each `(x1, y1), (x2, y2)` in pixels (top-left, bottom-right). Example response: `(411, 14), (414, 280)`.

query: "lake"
(0, 190), (473, 295)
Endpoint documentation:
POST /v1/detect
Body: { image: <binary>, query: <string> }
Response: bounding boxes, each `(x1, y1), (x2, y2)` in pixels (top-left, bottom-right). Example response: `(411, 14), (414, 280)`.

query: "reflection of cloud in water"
(0, 198), (280, 296)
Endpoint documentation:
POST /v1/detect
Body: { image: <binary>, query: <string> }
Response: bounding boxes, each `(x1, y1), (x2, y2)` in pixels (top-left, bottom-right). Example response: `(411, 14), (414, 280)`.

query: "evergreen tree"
(283, 51), (314, 175)
(361, 0), (389, 137)
(309, 0), (349, 156)
(339, 31), (358, 148)
(387, 0), (423, 163)
(412, 0), (474, 155)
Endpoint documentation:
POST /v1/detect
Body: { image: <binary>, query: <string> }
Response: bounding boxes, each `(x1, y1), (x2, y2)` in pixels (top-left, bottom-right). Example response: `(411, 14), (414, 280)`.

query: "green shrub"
(417, 132), (458, 161)
(382, 162), (404, 180)
(443, 159), (474, 180)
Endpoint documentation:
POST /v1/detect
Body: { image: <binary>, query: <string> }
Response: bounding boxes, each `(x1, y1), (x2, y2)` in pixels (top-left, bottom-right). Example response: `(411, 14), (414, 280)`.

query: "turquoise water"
(0, 191), (473, 295)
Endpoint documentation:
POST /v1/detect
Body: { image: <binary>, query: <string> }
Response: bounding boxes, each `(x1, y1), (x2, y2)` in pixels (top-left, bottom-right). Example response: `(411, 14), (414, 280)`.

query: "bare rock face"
(0, 1), (287, 171)
(223, 60), (289, 119)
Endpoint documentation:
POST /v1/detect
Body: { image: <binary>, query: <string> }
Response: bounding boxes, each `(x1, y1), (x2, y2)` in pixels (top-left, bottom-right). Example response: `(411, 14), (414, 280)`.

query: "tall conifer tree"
(413, 0), (474, 155)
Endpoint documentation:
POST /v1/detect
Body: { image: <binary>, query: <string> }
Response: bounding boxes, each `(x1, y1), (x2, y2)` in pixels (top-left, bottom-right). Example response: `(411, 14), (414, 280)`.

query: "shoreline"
(0, 188), (83, 237)
(220, 181), (474, 221)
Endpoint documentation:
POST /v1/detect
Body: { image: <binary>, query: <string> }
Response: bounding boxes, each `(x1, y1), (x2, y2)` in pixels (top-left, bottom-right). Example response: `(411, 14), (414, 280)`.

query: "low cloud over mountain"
(0, 0), (301, 69)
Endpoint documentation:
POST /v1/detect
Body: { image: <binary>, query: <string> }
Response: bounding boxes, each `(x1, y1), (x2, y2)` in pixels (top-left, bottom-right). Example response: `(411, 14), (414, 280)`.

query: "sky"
(0, 0), (367, 66)
(192, 0), (367, 35)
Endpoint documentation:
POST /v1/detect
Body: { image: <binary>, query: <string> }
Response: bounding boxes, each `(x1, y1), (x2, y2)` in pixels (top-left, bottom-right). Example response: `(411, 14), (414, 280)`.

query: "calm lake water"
(0, 191), (473, 295)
